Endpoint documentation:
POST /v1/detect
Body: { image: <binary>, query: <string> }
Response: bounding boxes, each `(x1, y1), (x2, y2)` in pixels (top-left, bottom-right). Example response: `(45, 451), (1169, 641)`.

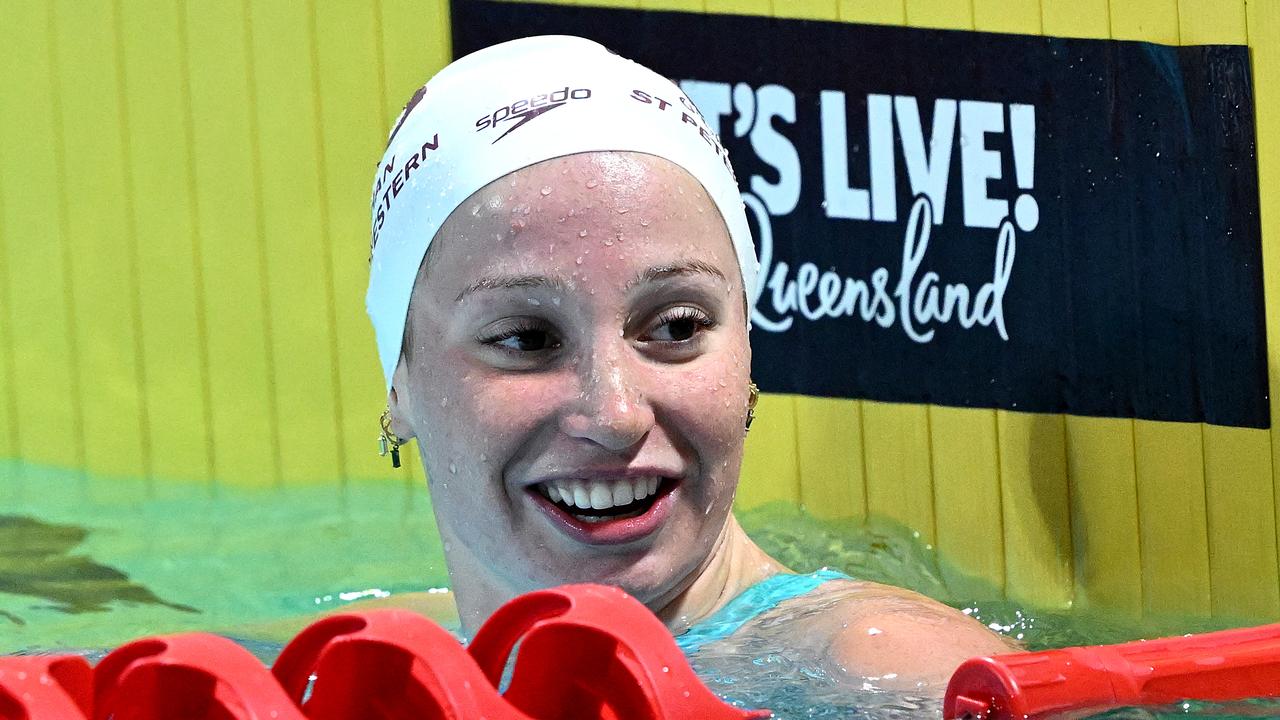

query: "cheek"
(660, 360), (751, 462)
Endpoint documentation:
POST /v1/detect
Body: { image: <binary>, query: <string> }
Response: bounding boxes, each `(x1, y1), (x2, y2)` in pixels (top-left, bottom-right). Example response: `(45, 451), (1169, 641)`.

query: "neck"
(651, 514), (787, 634)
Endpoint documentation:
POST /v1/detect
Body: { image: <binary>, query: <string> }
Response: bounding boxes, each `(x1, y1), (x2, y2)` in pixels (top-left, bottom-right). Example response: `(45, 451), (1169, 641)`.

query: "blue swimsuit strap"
(675, 569), (851, 655)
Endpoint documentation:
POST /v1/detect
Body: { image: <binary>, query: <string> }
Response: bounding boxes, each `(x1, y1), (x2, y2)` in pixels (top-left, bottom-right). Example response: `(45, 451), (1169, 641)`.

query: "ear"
(386, 354), (417, 440)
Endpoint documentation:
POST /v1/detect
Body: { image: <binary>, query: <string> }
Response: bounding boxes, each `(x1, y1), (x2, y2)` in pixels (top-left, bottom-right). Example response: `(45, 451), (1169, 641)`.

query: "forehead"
(421, 152), (740, 294)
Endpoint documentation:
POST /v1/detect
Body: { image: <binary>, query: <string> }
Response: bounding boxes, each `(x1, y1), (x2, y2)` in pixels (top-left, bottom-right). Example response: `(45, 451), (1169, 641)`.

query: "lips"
(528, 476), (678, 545)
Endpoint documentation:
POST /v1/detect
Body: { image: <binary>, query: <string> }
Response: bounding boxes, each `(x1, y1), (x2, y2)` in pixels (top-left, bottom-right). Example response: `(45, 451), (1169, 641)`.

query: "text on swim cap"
(629, 88), (734, 176)
(370, 133), (441, 252)
(475, 87), (593, 143)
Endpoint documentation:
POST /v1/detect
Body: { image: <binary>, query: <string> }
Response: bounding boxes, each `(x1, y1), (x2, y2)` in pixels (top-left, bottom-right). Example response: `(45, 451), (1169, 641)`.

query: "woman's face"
(391, 152), (751, 606)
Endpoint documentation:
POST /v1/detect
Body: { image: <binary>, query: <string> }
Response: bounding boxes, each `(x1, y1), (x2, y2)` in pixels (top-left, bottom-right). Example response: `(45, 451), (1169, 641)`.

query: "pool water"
(1, 460), (1274, 718)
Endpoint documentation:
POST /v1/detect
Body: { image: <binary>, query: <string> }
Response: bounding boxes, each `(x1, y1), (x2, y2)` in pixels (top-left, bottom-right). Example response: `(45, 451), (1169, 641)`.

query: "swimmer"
(367, 36), (1015, 692)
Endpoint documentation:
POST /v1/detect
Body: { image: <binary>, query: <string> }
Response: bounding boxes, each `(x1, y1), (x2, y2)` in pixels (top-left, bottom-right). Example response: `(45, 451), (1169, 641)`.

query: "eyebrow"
(628, 260), (727, 289)
(455, 260), (727, 303)
(455, 275), (571, 303)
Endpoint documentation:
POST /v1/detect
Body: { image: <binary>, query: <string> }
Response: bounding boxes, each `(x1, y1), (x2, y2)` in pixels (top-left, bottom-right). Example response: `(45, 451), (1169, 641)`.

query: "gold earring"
(746, 382), (760, 432)
(378, 408), (405, 468)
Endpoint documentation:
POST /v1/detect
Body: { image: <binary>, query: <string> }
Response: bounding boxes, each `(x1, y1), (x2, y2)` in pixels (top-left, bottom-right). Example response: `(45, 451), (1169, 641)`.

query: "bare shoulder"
(803, 579), (1019, 691)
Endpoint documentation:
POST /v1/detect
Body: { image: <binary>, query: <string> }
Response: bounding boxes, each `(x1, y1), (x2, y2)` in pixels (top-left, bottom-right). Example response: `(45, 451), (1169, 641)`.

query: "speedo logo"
(475, 87), (592, 143)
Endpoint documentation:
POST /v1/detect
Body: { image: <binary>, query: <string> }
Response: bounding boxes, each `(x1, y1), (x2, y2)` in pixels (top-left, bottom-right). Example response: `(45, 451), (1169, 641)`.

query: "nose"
(558, 344), (655, 452)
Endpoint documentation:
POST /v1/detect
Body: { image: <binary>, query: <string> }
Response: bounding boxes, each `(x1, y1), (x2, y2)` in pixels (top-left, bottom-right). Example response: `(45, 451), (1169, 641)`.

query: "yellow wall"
(1, 0), (1277, 621)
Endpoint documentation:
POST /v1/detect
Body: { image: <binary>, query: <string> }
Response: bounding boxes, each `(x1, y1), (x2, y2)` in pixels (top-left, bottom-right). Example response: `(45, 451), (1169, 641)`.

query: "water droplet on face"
(578, 229), (588, 238)
(552, 296), (561, 306)
(540, 185), (552, 196)
(639, 218), (650, 227)
(527, 298), (541, 306)
(576, 256), (584, 265)
(449, 462), (457, 474)
(441, 396), (449, 407)
(586, 178), (598, 189)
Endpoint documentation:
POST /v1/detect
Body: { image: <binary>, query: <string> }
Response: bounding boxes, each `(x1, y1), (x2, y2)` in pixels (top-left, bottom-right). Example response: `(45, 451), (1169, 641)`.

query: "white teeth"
(589, 483), (612, 509)
(612, 479), (633, 506)
(540, 476), (668, 511)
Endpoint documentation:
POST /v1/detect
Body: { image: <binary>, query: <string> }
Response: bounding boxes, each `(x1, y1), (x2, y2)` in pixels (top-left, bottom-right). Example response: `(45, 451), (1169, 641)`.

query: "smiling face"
(389, 151), (752, 613)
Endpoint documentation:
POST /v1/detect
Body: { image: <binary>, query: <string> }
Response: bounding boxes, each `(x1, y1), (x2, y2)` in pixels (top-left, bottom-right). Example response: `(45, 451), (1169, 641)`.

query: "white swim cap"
(367, 35), (756, 391)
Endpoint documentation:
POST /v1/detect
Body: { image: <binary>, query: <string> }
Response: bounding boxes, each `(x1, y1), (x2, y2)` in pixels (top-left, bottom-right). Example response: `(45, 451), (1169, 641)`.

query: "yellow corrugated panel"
(739, 394), (802, 508)
(863, 401), (936, 545)
(1244, 0), (1280, 619)
(795, 397), (865, 520)
(777, 0), (838, 20)
(972, 0), (1040, 34)
(837, 0), (904, 25)
(132, 0), (207, 482)
(381, 0), (453, 126)
(182, 0), (278, 487)
(1135, 423), (1211, 615)
(705, 0), (770, 16)
(1069, 417), (1141, 613)
(1179, 0), (1246, 43)
(313, 2), (398, 483)
(0, 2), (85, 472)
(933, 407), (1007, 599)
(50, 1), (149, 482)
(999, 411), (1073, 608)
(1039, 0), (1109, 39)
(1204, 427), (1279, 618)
(247, 2), (344, 485)
(904, 0), (969, 31)
(639, 0), (705, 12)
(1109, 0), (1177, 43)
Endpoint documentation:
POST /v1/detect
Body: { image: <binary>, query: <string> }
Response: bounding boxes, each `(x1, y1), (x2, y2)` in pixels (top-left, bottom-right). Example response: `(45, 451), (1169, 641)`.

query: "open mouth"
(534, 476), (668, 523)
(528, 476), (678, 544)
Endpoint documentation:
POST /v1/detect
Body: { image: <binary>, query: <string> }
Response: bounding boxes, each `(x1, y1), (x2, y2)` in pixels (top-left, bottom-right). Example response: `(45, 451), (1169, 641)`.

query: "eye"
(645, 306), (716, 343)
(479, 319), (561, 353)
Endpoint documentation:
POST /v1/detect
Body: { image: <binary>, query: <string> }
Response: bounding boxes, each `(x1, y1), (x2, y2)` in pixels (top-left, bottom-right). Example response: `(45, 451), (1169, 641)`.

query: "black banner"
(451, 1), (1269, 428)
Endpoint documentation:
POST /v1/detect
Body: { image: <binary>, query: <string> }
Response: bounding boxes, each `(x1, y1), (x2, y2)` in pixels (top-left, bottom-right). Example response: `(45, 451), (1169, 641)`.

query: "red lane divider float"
(0, 583), (768, 720)
(944, 621), (1280, 719)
